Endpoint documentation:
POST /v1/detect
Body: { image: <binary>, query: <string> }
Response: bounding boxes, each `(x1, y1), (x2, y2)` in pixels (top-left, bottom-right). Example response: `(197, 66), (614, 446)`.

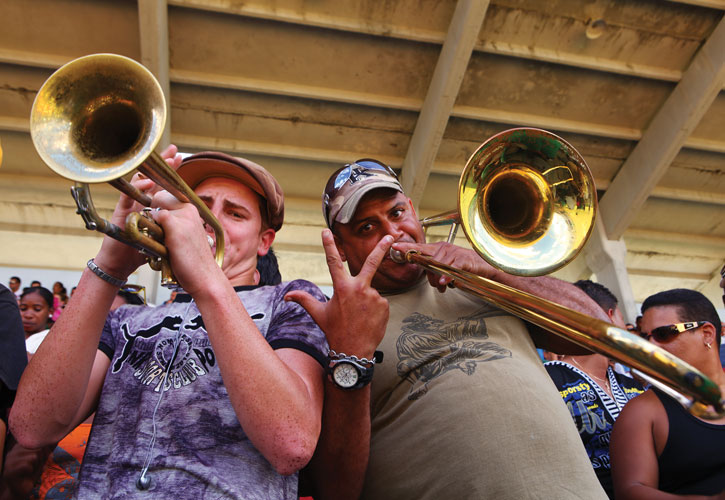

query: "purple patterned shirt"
(76, 281), (328, 499)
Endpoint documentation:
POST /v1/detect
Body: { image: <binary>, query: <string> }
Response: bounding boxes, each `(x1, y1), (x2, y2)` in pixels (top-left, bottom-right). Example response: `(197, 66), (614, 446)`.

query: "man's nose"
(381, 220), (404, 239)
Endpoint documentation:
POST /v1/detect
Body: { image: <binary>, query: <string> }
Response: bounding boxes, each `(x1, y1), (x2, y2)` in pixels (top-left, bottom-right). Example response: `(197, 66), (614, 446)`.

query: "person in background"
(545, 280), (645, 498)
(51, 282), (69, 322)
(0, 283), (46, 500)
(8, 276), (22, 302)
(719, 263), (725, 370)
(163, 290), (178, 305)
(720, 263), (725, 308)
(30, 281), (41, 288)
(610, 288), (725, 498)
(19, 287), (54, 357)
(289, 159), (608, 499)
(110, 284), (146, 311)
(0, 283), (27, 473)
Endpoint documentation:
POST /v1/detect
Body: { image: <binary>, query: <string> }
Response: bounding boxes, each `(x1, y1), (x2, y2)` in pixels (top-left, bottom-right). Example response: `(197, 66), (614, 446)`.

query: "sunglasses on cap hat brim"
(322, 159), (402, 228)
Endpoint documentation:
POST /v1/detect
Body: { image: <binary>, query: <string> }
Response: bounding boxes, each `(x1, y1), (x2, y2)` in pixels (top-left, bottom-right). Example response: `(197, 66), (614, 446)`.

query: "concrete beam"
(665, 0), (725, 10)
(169, 0), (693, 82)
(138, 0), (171, 148)
(400, 0), (490, 205)
(3, 53), (725, 152)
(599, 15), (725, 240)
(4, 120), (722, 208)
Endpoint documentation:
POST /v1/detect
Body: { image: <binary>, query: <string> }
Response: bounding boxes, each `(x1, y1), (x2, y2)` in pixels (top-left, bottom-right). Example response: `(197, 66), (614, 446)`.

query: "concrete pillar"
(585, 215), (638, 322)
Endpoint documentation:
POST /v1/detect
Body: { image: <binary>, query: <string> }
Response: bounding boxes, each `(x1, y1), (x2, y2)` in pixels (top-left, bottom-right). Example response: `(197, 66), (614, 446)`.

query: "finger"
(357, 235), (394, 286)
(285, 290), (326, 327)
(151, 190), (185, 210)
(424, 269), (440, 290)
(130, 177), (155, 191)
(160, 144), (178, 162)
(320, 229), (348, 285)
(162, 145), (184, 170)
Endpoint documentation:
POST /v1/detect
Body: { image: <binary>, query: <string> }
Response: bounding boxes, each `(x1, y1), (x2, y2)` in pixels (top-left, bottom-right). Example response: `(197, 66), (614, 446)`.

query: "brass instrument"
(30, 53), (224, 288)
(393, 128), (724, 417)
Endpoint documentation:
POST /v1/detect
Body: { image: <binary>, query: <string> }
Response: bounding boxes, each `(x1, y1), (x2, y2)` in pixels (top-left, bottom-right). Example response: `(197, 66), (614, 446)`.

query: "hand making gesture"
(285, 230), (392, 359)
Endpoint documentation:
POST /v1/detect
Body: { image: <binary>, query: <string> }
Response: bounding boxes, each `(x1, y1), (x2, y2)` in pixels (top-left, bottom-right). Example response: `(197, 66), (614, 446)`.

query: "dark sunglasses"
(642, 321), (709, 342)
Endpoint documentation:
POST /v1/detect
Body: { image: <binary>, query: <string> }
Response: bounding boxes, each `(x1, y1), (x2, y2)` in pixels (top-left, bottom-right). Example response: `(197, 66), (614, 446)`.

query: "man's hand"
(285, 230), (392, 358)
(91, 144), (183, 279)
(149, 190), (220, 295)
(392, 241), (496, 293)
(93, 173), (159, 280)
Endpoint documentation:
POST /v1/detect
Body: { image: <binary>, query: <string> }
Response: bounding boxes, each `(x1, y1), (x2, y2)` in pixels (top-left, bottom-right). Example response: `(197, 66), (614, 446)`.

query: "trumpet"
(392, 128), (724, 417)
(29, 53), (224, 288)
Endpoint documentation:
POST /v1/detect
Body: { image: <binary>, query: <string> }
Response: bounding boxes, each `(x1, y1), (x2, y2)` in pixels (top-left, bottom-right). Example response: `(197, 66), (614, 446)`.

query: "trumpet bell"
(30, 53), (166, 183)
(459, 128), (597, 276)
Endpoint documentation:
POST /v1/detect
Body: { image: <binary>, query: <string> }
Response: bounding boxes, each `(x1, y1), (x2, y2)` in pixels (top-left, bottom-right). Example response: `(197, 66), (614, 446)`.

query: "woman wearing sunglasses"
(610, 288), (725, 499)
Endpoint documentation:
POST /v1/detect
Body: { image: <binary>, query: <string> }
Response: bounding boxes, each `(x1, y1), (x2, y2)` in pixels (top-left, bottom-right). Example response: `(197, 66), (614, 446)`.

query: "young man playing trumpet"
(11, 149), (328, 499)
(288, 159), (610, 499)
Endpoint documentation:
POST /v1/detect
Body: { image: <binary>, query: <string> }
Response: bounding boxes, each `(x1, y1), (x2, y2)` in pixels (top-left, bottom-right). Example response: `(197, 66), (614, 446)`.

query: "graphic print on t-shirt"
(397, 310), (511, 400)
(111, 314), (220, 393)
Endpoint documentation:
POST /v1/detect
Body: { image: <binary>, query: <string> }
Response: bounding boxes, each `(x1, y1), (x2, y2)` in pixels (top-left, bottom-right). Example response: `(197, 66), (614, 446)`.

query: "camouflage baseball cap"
(323, 159), (403, 228)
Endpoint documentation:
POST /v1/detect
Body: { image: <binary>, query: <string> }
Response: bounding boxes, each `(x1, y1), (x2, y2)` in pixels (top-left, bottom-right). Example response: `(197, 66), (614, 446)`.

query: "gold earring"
(706, 342), (712, 350)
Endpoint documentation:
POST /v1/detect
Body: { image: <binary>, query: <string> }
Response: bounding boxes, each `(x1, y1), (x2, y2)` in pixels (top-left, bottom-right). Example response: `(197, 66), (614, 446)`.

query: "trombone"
(29, 53), (224, 288)
(392, 128), (725, 418)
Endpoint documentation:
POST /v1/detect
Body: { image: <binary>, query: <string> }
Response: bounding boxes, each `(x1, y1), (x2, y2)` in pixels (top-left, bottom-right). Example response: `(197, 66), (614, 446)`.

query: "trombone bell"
(458, 128), (597, 277)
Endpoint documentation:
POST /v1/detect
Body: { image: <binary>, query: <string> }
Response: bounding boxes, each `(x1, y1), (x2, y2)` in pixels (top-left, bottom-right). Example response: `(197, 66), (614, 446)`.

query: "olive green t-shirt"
(362, 279), (606, 499)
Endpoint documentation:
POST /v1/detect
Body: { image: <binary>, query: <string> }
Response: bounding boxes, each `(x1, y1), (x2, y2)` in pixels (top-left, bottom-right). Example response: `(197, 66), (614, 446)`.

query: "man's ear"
(257, 228), (275, 257)
(702, 322), (718, 346)
(606, 308), (616, 322)
(332, 233), (347, 262)
(407, 197), (417, 217)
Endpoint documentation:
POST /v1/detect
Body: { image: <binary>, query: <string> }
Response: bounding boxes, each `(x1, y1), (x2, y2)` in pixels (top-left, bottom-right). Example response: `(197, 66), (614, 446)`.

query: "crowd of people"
(1, 147), (723, 499)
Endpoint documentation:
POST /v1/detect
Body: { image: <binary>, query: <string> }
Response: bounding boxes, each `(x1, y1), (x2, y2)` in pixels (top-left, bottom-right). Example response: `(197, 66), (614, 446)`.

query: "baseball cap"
(323, 159), (403, 228)
(177, 152), (284, 231)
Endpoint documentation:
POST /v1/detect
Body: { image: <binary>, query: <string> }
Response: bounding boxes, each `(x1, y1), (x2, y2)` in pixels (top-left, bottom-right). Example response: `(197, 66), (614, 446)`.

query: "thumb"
(285, 290), (326, 327)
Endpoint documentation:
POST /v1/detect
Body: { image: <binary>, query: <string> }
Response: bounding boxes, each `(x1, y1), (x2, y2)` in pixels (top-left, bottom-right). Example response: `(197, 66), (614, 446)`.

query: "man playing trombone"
(288, 159), (610, 499)
(10, 148), (328, 499)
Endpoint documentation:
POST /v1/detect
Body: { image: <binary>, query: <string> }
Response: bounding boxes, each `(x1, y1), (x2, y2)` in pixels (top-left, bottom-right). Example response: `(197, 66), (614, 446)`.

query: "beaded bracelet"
(87, 259), (127, 287)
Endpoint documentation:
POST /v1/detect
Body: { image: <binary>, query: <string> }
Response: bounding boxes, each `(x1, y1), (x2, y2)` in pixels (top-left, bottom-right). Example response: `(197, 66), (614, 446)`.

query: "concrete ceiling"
(0, 0), (723, 313)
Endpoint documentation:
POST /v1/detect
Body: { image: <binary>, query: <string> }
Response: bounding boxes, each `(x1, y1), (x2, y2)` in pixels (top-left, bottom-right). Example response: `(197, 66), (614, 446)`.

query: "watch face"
(332, 362), (359, 389)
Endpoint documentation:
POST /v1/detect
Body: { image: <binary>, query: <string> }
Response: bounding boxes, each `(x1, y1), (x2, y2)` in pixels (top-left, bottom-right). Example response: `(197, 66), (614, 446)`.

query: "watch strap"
(327, 350), (382, 391)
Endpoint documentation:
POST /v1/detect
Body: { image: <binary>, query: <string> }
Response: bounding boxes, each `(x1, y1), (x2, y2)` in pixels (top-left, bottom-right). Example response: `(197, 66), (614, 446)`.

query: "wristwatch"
(328, 350), (383, 390)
